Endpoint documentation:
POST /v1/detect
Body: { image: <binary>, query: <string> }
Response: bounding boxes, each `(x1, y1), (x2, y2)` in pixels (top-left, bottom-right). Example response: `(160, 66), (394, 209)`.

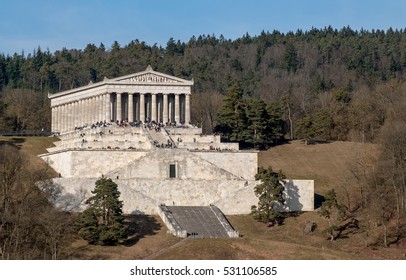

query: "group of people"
(155, 139), (177, 149)
(71, 118), (203, 150)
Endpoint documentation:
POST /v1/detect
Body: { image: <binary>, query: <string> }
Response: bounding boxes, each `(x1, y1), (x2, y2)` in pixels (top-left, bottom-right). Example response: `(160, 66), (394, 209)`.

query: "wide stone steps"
(146, 127), (171, 147)
(158, 205), (239, 238)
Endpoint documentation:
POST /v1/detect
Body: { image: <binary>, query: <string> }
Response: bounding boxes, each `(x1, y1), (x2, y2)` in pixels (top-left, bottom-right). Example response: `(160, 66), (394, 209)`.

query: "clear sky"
(1, 0), (406, 55)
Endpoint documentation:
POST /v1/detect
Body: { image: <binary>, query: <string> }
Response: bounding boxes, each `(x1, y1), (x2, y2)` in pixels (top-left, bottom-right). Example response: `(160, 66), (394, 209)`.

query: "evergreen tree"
(267, 102), (285, 144)
(295, 116), (316, 145)
(251, 167), (286, 226)
(313, 109), (333, 141)
(284, 42), (299, 73)
(245, 98), (270, 147)
(318, 189), (347, 241)
(75, 177), (127, 245)
(215, 83), (246, 142)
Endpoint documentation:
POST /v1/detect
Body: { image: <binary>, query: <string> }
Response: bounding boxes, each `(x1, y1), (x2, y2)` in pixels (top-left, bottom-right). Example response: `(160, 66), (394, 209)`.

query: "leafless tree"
(191, 90), (223, 133)
(0, 142), (75, 259)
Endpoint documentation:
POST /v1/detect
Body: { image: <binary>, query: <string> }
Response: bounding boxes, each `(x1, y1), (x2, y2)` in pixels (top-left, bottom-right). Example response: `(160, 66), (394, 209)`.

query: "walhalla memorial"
(39, 65), (314, 237)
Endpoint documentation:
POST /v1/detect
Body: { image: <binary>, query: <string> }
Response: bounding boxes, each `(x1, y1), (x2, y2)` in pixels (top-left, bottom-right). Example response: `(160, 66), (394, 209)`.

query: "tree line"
(1, 26), (406, 142)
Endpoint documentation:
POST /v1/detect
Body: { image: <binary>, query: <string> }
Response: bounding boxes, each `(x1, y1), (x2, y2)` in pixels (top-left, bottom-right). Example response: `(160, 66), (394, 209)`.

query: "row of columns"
(51, 92), (191, 133)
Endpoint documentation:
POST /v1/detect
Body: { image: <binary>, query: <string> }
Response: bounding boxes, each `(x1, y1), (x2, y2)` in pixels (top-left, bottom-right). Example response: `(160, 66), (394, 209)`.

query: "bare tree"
(191, 90), (223, 133)
(0, 144), (22, 214)
(0, 142), (75, 259)
(2, 88), (50, 131)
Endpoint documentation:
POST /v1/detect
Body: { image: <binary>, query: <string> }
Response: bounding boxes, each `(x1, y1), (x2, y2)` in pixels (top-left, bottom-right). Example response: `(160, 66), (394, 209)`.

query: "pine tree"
(267, 102), (285, 144)
(215, 83), (246, 142)
(295, 116), (316, 145)
(245, 98), (270, 147)
(284, 42), (299, 73)
(318, 189), (347, 241)
(75, 177), (127, 245)
(251, 167), (286, 226)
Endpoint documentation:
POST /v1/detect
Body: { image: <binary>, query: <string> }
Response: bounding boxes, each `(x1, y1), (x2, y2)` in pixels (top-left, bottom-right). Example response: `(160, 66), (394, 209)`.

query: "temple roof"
(49, 65), (193, 99)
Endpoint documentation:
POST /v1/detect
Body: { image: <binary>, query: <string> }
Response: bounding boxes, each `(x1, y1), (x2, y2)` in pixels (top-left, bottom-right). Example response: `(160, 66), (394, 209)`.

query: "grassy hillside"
(4, 137), (404, 259)
(259, 140), (379, 201)
(0, 136), (59, 177)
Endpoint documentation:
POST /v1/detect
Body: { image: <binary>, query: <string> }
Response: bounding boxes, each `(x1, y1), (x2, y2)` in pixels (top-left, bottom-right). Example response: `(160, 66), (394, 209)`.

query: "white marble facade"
(49, 65), (193, 133)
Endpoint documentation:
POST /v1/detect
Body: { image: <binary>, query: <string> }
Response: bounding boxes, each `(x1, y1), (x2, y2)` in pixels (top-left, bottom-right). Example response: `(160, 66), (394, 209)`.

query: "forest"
(0, 26), (405, 143)
(1, 26), (406, 257)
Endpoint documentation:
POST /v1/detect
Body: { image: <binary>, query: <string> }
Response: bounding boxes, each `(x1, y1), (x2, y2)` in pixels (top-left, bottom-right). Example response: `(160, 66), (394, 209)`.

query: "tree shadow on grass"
(10, 137), (26, 145)
(0, 137), (25, 149)
(123, 215), (162, 247)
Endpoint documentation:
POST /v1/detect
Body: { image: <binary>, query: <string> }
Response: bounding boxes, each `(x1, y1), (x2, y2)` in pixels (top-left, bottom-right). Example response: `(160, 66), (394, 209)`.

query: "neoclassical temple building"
(41, 66), (314, 229)
(50, 65), (192, 134)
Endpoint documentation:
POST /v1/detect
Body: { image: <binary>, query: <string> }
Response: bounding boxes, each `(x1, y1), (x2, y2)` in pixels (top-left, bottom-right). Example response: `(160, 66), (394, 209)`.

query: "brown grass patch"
(10, 137), (406, 259)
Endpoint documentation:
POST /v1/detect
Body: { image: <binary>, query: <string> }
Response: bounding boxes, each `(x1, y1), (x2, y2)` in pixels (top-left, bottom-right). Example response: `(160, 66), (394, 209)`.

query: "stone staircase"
(158, 205), (239, 238)
(144, 126), (175, 147)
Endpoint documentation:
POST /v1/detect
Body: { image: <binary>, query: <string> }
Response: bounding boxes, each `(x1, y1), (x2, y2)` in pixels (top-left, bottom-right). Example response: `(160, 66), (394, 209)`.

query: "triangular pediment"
(49, 65), (193, 100)
(113, 65), (193, 85)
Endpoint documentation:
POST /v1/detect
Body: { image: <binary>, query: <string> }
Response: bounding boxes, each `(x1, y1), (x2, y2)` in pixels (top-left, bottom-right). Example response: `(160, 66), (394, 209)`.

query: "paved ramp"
(158, 205), (239, 238)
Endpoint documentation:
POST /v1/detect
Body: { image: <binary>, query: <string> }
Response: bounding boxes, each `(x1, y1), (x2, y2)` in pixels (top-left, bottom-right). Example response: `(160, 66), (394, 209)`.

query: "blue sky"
(1, 0), (406, 55)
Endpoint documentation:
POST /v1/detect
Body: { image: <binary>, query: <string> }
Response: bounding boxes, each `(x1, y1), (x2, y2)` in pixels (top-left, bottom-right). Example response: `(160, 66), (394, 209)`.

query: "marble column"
(163, 94), (168, 124)
(90, 97), (95, 124)
(151, 93), (157, 122)
(65, 103), (70, 132)
(88, 98), (92, 124)
(103, 93), (108, 122)
(109, 94), (115, 122)
(174, 93), (180, 124)
(58, 105), (62, 132)
(72, 101), (77, 128)
(67, 103), (70, 132)
(139, 93), (145, 122)
(77, 99), (82, 127)
(53, 106), (57, 132)
(82, 99), (86, 126)
(134, 95), (139, 121)
(68, 103), (73, 129)
(69, 103), (73, 131)
(84, 98), (89, 125)
(96, 96), (100, 122)
(100, 94), (105, 122)
(128, 93), (134, 123)
(87, 98), (91, 124)
(95, 95), (100, 122)
(98, 95), (103, 122)
(116, 93), (122, 122)
(83, 99), (87, 126)
(168, 96), (173, 123)
(51, 107), (56, 132)
(146, 95), (150, 121)
(59, 105), (63, 133)
(76, 101), (81, 127)
(185, 94), (191, 125)
(61, 104), (65, 132)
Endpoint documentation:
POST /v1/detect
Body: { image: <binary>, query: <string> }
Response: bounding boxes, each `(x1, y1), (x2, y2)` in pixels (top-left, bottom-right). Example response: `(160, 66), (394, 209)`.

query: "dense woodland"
(0, 26), (405, 142)
(1, 27), (406, 257)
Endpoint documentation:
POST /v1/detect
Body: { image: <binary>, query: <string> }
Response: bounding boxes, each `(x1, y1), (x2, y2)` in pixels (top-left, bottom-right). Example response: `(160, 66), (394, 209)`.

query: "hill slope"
(5, 137), (403, 259)
(259, 140), (379, 197)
